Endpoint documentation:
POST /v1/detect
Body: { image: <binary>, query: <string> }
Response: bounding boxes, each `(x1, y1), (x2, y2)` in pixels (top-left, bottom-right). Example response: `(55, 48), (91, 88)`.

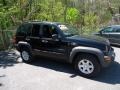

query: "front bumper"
(103, 48), (115, 67)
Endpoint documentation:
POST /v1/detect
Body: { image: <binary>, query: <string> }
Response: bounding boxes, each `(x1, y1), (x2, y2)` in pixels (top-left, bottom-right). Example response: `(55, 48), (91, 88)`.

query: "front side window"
(102, 27), (113, 33)
(42, 25), (58, 38)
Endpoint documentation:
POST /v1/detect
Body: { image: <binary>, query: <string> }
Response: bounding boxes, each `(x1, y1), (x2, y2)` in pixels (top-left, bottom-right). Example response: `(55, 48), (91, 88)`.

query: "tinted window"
(31, 24), (41, 37)
(16, 23), (32, 36)
(102, 27), (113, 33)
(115, 28), (120, 32)
(42, 25), (58, 38)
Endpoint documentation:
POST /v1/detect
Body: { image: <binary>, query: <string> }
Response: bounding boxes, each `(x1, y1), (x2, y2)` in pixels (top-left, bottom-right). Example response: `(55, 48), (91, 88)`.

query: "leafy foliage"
(0, 0), (120, 31)
(0, 0), (119, 35)
(66, 8), (79, 24)
(0, 0), (120, 49)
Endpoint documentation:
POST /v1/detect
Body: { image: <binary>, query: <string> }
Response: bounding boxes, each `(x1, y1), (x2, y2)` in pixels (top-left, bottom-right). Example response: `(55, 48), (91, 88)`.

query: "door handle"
(26, 37), (30, 41)
(42, 40), (48, 43)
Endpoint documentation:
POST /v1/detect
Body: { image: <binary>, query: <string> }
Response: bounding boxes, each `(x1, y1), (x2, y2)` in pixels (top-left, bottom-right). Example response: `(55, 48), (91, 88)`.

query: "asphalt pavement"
(0, 47), (120, 90)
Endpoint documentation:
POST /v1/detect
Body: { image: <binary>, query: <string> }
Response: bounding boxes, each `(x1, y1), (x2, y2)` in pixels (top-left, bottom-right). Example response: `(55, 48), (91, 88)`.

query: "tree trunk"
(64, 0), (68, 22)
(2, 0), (6, 6)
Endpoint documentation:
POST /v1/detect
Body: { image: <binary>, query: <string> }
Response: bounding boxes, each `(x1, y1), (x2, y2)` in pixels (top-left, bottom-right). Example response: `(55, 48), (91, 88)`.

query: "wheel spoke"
(86, 60), (90, 65)
(81, 60), (85, 64)
(87, 68), (91, 74)
(82, 67), (86, 73)
(79, 65), (84, 68)
(88, 65), (94, 69)
(78, 62), (84, 67)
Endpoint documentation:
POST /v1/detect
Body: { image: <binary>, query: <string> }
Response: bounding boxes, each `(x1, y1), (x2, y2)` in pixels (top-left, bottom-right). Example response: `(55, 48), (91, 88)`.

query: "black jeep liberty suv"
(14, 21), (115, 77)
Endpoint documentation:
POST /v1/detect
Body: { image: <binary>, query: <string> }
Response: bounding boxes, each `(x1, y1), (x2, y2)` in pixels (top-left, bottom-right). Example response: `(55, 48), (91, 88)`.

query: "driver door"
(39, 24), (68, 60)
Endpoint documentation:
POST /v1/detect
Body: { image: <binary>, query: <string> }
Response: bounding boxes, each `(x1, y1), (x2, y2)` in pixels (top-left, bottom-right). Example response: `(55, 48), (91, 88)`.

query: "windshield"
(58, 24), (79, 37)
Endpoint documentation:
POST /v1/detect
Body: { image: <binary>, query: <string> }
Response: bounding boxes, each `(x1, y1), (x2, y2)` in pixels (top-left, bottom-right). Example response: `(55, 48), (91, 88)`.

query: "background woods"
(0, 0), (120, 49)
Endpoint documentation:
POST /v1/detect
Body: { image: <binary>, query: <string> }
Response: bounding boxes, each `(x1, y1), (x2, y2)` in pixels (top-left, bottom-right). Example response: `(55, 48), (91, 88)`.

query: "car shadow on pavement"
(0, 50), (20, 69)
(30, 57), (78, 76)
(0, 83), (3, 87)
(0, 75), (6, 87)
(30, 57), (120, 85)
(111, 44), (120, 48)
(93, 61), (120, 84)
(1, 50), (120, 85)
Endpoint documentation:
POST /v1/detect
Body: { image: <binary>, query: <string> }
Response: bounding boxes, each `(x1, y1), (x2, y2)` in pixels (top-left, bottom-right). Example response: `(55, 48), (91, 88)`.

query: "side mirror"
(52, 34), (59, 41)
(99, 31), (102, 35)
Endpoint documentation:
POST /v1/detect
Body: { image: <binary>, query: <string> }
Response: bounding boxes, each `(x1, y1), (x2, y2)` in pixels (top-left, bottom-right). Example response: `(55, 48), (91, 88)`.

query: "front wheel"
(74, 54), (101, 78)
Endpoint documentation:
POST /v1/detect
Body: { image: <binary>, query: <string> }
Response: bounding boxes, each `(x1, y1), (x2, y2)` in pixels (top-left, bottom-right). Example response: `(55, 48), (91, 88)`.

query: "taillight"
(12, 35), (16, 44)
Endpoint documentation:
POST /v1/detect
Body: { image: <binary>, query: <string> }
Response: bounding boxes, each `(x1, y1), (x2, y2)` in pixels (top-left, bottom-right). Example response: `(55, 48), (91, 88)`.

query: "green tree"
(66, 8), (79, 24)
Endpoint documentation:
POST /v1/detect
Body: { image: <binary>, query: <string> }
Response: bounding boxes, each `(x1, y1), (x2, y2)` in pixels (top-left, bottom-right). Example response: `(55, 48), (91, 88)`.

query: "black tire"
(74, 54), (101, 78)
(20, 48), (33, 63)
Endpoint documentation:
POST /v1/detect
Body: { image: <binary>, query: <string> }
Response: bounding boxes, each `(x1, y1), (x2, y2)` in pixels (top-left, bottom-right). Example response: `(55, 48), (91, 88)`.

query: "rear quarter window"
(16, 23), (32, 36)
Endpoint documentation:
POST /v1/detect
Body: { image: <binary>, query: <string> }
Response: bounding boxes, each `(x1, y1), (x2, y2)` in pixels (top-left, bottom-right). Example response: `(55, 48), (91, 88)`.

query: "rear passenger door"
(28, 24), (42, 49)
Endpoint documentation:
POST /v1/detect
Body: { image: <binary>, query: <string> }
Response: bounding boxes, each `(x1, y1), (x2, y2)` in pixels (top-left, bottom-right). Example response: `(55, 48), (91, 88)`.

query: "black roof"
(24, 21), (62, 25)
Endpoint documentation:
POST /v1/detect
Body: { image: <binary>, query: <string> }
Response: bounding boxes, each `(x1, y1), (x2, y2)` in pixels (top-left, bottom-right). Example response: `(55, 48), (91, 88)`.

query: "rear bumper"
(14, 44), (20, 51)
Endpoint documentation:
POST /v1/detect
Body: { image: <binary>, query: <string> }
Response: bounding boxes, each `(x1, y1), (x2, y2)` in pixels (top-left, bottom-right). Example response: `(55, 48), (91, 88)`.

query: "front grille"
(108, 46), (111, 52)
(106, 45), (111, 52)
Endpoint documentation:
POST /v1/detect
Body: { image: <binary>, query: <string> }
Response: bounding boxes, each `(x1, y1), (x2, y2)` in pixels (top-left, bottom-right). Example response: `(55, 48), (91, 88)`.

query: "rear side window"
(31, 24), (41, 37)
(16, 23), (32, 36)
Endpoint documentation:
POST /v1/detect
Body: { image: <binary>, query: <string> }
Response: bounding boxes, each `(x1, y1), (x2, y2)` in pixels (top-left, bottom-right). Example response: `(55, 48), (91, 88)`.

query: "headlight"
(106, 40), (110, 45)
(106, 45), (109, 52)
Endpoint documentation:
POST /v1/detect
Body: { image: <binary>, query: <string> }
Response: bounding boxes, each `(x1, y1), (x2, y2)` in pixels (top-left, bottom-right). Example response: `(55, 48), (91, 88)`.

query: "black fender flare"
(17, 41), (32, 51)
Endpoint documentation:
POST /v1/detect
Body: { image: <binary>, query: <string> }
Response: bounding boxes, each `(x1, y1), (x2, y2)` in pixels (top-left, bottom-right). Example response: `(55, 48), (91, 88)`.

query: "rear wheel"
(74, 54), (101, 78)
(20, 48), (33, 63)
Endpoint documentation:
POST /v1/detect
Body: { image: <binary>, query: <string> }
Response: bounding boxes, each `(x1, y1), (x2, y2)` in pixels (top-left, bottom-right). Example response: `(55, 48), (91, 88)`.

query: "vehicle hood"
(66, 35), (110, 50)
(67, 35), (109, 44)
